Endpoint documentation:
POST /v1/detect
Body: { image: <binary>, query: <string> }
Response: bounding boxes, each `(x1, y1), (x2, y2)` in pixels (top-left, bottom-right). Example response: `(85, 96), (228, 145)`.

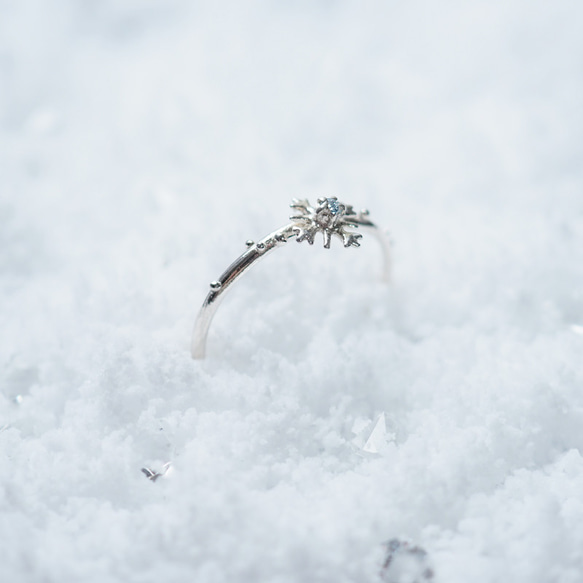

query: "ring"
(191, 197), (391, 359)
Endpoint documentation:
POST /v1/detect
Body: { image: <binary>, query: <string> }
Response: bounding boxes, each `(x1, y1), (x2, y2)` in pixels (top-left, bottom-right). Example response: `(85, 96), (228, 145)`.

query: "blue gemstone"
(326, 198), (340, 214)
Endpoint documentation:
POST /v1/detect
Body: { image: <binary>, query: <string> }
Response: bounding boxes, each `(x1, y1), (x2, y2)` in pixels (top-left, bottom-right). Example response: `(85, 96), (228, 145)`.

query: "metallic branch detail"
(289, 197), (365, 249)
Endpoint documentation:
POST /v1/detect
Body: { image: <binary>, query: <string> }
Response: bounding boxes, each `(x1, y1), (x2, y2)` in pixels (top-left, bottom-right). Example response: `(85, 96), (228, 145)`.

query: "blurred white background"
(1, 1), (583, 582)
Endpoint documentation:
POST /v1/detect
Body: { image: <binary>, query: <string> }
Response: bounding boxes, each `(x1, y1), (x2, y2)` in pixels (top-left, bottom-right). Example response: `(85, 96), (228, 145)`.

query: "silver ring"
(191, 197), (391, 359)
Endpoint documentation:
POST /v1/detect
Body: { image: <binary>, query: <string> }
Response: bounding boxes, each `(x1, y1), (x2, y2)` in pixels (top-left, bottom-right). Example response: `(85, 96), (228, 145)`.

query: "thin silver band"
(191, 198), (390, 359)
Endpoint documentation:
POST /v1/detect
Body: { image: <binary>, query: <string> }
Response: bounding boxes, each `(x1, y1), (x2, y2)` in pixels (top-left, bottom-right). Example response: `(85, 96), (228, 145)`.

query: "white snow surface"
(1, 1), (583, 581)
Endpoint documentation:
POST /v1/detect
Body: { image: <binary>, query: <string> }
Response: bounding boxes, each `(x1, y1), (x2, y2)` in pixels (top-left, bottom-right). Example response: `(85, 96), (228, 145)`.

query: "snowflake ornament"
(289, 197), (365, 248)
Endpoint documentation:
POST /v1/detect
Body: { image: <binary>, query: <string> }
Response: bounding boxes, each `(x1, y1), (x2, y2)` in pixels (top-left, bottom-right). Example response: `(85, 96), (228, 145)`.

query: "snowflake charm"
(289, 197), (365, 248)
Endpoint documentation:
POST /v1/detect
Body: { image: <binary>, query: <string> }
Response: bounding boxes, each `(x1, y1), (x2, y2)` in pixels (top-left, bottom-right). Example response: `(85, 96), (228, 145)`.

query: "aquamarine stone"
(326, 198), (340, 214)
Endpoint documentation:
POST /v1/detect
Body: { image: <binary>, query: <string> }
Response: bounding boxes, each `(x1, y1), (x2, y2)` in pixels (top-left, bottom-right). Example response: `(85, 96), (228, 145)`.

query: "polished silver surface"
(191, 197), (391, 359)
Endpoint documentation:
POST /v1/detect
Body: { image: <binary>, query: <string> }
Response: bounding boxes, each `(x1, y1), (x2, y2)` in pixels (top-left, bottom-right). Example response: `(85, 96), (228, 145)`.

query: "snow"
(1, 1), (583, 581)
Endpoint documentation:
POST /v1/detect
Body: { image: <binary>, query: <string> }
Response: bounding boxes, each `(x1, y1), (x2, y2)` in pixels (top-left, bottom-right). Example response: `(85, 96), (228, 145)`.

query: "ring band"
(191, 197), (391, 359)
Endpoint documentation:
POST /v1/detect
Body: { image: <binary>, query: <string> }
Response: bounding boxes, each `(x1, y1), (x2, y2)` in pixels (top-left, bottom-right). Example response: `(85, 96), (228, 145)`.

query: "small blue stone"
(326, 198), (340, 214)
